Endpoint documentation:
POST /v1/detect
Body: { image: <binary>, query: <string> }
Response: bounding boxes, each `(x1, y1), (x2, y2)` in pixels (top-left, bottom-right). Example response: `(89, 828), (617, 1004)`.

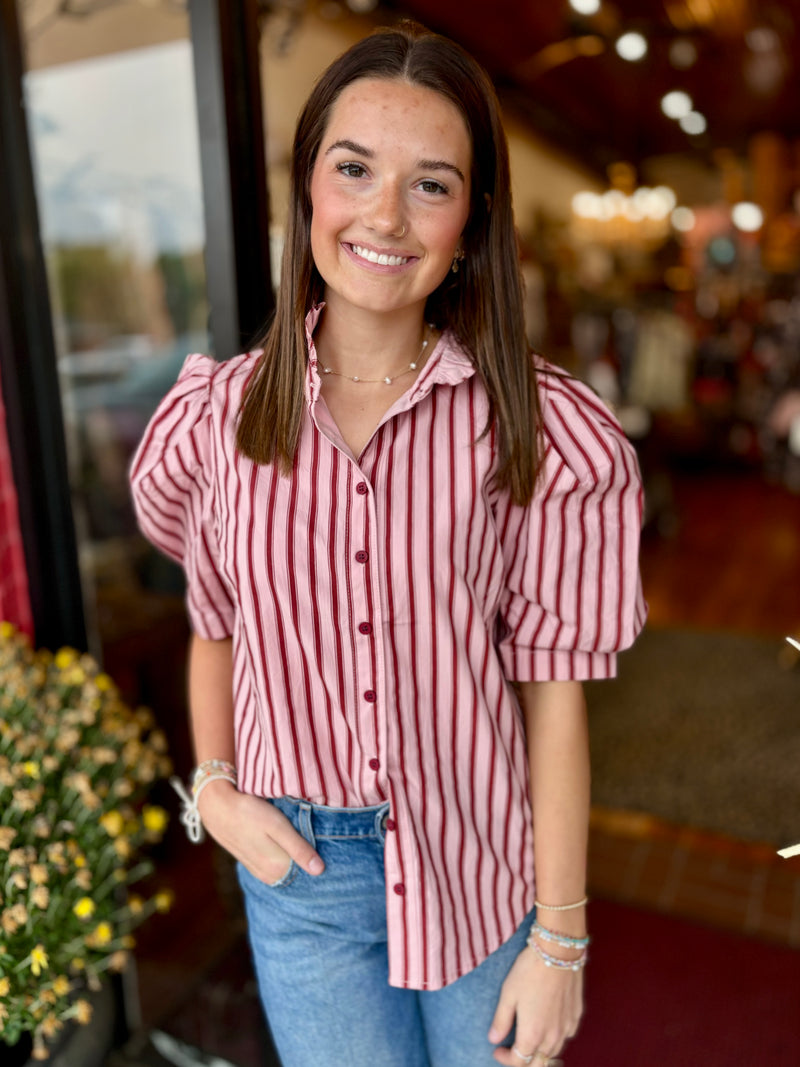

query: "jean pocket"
(264, 857), (298, 889)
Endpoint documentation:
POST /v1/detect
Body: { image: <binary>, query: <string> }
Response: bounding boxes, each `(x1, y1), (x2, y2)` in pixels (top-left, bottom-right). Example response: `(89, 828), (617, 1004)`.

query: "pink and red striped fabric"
(0, 367), (32, 637)
(130, 308), (646, 990)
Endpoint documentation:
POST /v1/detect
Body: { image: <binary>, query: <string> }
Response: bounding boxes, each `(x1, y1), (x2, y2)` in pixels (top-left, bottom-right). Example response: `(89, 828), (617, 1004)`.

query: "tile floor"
(588, 806), (800, 948)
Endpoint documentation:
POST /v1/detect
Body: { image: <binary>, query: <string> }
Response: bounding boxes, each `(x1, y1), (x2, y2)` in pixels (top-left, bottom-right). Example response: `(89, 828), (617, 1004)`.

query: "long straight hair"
(236, 22), (541, 505)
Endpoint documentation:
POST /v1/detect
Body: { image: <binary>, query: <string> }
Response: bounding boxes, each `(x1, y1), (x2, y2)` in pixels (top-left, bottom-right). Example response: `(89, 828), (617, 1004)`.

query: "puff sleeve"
(129, 354), (235, 640)
(496, 367), (647, 681)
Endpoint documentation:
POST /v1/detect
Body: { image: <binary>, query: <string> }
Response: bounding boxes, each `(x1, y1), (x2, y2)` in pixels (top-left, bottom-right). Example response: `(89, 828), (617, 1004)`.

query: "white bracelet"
(170, 772), (237, 843)
(534, 896), (588, 912)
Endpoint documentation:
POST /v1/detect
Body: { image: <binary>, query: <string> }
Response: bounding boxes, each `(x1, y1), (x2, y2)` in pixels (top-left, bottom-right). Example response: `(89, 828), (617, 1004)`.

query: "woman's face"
(309, 76), (472, 322)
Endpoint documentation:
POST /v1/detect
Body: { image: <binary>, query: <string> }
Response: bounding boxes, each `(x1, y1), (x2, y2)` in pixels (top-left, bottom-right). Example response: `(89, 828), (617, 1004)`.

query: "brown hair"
(236, 21), (540, 505)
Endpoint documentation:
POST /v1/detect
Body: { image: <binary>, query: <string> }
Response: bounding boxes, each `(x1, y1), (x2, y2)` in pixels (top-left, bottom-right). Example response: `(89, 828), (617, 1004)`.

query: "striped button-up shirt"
(130, 308), (646, 990)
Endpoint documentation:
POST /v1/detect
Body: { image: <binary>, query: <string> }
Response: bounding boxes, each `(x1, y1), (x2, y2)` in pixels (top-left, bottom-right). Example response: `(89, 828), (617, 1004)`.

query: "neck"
(313, 303), (429, 381)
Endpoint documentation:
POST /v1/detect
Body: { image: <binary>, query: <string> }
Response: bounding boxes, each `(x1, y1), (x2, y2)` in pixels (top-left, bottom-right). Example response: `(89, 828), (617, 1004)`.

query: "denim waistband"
(271, 795), (390, 840)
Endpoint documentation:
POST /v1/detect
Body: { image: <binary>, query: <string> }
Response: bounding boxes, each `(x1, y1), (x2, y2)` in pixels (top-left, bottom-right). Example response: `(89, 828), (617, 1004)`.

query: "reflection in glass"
(22, 27), (207, 696)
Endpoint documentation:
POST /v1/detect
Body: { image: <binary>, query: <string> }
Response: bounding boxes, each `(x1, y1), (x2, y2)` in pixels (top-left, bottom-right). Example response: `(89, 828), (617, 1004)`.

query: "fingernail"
(309, 856), (324, 875)
(487, 1028), (500, 1043)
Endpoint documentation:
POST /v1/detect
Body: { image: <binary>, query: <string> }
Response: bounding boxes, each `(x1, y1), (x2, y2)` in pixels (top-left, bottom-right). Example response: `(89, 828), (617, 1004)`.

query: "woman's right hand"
(197, 780), (325, 884)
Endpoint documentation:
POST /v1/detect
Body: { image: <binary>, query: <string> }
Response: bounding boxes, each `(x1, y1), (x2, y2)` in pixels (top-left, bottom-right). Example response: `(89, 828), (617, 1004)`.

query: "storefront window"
(19, 3), (207, 730)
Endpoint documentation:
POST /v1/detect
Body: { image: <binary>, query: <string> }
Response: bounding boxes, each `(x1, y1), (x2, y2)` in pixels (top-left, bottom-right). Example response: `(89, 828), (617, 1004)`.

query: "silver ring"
(512, 1048), (535, 1065)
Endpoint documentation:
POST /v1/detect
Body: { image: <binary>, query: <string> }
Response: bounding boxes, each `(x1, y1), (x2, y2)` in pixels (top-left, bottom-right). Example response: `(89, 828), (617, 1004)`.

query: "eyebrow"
(324, 140), (466, 183)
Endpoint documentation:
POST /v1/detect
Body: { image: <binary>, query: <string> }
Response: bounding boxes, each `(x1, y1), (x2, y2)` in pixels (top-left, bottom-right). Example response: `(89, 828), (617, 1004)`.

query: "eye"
(336, 161), (367, 178)
(418, 179), (449, 195)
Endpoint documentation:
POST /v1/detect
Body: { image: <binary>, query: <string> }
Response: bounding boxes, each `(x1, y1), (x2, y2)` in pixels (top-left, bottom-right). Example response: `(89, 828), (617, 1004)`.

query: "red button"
(364, 690), (377, 703)
(369, 758), (380, 770)
(385, 818), (396, 831)
(359, 622), (372, 635)
(393, 883), (405, 895)
(355, 550), (369, 563)
(356, 481), (368, 495)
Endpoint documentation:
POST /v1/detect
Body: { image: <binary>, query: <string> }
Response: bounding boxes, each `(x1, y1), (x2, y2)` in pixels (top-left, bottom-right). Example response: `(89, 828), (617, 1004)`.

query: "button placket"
(350, 466), (382, 792)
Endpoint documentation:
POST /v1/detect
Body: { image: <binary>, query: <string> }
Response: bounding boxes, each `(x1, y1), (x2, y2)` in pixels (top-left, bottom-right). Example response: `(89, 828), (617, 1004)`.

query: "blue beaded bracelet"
(530, 919), (591, 951)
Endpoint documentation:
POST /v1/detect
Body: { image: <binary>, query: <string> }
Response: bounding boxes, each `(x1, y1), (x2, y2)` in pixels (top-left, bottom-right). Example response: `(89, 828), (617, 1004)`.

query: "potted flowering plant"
(0, 622), (173, 1062)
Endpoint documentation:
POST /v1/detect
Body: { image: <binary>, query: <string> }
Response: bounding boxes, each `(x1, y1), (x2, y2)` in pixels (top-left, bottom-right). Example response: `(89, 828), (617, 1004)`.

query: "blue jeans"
(237, 797), (533, 1067)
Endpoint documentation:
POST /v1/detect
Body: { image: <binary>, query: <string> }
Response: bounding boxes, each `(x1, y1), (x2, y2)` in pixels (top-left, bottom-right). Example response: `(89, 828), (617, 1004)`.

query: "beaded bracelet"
(526, 933), (588, 972)
(192, 759), (237, 795)
(170, 759), (238, 844)
(534, 896), (588, 912)
(530, 919), (591, 951)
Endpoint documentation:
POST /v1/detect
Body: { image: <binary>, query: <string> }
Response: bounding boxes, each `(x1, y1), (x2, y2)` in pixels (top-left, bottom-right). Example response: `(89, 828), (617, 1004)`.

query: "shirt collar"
(303, 304), (476, 409)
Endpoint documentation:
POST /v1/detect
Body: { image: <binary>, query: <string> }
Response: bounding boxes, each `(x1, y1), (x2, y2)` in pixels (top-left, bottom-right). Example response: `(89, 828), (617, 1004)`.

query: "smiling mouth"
(349, 244), (410, 267)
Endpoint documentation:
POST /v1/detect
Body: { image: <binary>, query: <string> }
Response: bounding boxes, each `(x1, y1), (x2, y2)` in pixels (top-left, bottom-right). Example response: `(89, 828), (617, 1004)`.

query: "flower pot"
(3, 1032), (33, 1066)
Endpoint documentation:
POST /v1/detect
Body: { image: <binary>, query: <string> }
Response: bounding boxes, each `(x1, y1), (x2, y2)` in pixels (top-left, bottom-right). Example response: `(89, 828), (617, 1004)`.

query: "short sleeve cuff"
(500, 646), (618, 682)
(187, 600), (234, 641)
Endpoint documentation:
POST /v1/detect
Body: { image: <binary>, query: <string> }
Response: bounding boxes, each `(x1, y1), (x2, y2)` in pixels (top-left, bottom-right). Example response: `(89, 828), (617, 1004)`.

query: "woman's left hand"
(487, 944), (583, 1065)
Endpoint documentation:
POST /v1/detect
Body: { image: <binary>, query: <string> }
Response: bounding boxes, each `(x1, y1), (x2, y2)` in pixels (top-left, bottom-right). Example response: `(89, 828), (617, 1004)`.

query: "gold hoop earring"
(451, 248), (465, 273)
(397, 224), (407, 238)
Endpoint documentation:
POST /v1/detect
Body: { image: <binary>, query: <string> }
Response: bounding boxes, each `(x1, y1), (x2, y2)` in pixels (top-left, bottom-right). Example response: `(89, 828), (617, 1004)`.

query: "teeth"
(351, 244), (408, 266)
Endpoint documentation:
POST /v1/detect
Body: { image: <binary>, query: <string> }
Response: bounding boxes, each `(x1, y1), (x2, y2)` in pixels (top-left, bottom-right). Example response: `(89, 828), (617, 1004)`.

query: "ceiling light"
(746, 27), (779, 53)
(568, 0), (601, 15)
(731, 202), (763, 232)
(671, 206), (696, 232)
(616, 33), (648, 62)
(572, 192), (603, 219)
(669, 39), (697, 69)
(680, 111), (707, 135)
(661, 90), (693, 119)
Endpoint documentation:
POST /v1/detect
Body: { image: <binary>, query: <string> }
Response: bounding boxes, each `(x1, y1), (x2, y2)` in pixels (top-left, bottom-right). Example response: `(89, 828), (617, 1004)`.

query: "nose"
(366, 179), (406, 239)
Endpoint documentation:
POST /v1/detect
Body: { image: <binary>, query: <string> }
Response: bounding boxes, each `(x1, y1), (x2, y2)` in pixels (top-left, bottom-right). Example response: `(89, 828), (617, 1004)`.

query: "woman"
(131, 22), (646, 1067)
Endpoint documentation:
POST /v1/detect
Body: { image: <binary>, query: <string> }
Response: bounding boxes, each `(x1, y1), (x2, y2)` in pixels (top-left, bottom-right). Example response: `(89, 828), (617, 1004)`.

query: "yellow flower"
(31, 886), (50, 909)
(74, 869), (92, 891)
(150, 730), (168, 754)
(10, 871), (27, 890)
(113, 837), (131, 860)
(22, 760), (40, 779)
(0, 826), (16, 850)
(32, 816), (51, 838)
(41, 1013), (63, 1038)
(70, 958), (85, 973)
(30, 864), (48, 885)
(108, 950), (129, 972)
(54, 647), (78, 670)
(52, 975), (70, 996)
(121, 935), (136, 950)
(0, 621), (15, 639)
(127, 894), (144, 915)
(0, 1002), (8, 1026)
(30, 944), (48, 976)
(154, 889), (174, 914)
(143, 805), (168, 834)
(73, 897), (95, 920)
(74, 998), (92, 1025)
(0, 975), (10, 996)
(95, 673), (113, 691)
(1, 904), (27, 933)
(90, 922), (112, 946)
(12, 789), (39, 813)
(74, 853), (87, 868)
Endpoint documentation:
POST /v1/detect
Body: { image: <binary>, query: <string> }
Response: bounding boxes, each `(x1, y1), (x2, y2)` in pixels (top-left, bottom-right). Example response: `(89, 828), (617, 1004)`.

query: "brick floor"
(588, 806), (800, 947)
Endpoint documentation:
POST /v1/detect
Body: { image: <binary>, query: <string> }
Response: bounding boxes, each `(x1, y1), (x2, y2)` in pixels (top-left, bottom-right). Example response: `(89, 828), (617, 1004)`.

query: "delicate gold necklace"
(318, 325), (433, 385)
